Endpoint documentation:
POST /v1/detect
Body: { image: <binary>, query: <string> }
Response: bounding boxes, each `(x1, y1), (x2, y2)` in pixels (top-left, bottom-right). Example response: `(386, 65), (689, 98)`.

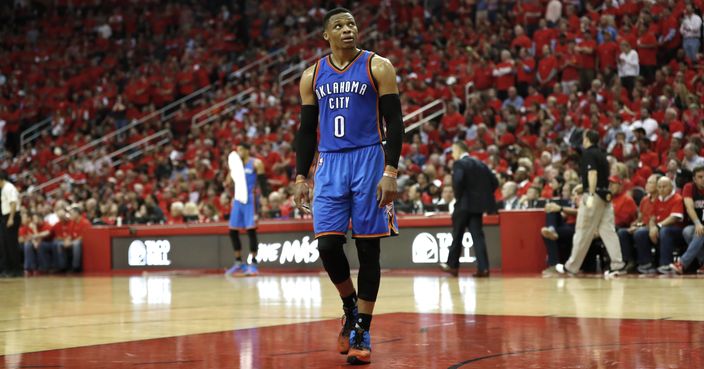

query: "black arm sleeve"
(295, 105), (319, 178)
(257, 174), (270, 196)
(379, 94), (403, 168)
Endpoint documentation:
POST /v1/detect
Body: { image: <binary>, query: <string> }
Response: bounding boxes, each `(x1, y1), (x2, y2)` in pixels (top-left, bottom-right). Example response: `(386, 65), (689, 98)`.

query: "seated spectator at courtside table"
(541, 182), (580, 276)
(497, 181), (520, 210)
(53, 208), (76, 273)
(519, 186), (544, 209)
(617, 174), (660, 272)
(610, 176), (638, 230)
(65, 207), (91, 273)
(668, 167), (704, 274)
(634, 177), (685, 274)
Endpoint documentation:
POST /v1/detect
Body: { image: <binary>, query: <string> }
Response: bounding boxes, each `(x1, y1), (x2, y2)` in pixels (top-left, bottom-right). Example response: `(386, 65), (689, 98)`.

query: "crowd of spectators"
(5, 1), (704, 275)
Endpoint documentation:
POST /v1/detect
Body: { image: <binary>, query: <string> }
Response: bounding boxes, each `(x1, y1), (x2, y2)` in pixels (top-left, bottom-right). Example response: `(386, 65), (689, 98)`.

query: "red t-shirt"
(52, 220), (72, 240)
(537, 55), (558, 85)
(517, 58), (535, 84)
(493, 61), (515, 91)
(441, 112), (464, 134)
(577, 40), (597, 69)
(69, 217), (91, 239)
(597, 41), (619, 71)
(653, 192), (684, 224)
(612, 192), (638, 227)
(637, 32), (658, 66)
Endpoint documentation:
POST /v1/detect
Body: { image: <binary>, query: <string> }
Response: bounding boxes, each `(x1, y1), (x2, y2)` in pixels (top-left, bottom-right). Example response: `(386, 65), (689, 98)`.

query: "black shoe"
(439, 263), (459, 277)
(472, 270), (490, 278)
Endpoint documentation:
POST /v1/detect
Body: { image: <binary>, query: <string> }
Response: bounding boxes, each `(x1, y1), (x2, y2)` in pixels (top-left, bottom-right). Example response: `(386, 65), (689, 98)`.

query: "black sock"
(342, 292), (357, 309)
(250, 255), (258, 264)
(356, 313), (372, 331)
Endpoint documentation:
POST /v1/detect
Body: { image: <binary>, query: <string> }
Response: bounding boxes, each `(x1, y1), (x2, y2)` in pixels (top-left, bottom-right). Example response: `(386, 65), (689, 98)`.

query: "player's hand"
(545, 203), (561, 213)
(377, 175), (398, 208)
(293, 176), (311, 214)
(649, 226), (659, 244)
(696, 223), (704, 237)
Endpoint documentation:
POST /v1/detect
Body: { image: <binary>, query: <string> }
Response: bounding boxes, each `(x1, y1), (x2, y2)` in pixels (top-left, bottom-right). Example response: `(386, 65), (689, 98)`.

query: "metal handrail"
(160, 85), (212, 121)
(194, 94), (254, 130)
(107, 129), (172, 167)
(52, 85), (211, 165)
(23, 174), (73, 195)
(403, 99), (447, 134)
(19, 117), (52, 149)
(229, 48), (286, 80)
(105, 129), (171, 162)
(278, 25), (379, 91)
(191, 88), (254, 126)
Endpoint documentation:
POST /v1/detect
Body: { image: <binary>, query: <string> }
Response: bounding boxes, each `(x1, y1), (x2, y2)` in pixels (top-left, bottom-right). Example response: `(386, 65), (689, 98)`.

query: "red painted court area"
(3, 313), (702, 369)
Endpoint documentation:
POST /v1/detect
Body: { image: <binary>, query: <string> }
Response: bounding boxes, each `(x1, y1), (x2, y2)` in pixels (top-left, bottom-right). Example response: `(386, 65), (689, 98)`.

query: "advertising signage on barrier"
(128, 240), (172, 266)
(256, 236), (320, 264)
(411, 232), (475, 264)
(111, 225), (500, 270)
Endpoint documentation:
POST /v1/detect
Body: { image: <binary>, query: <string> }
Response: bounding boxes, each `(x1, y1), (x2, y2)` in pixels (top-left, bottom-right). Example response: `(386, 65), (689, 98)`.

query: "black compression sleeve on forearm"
(379, 94), (403, 168)
(257, 174), (270, 196)
(295, 105), (319, 177)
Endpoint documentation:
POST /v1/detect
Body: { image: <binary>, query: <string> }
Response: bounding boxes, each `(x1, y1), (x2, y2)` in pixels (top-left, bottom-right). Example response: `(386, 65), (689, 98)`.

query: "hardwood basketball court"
(1, 271), (703, 368)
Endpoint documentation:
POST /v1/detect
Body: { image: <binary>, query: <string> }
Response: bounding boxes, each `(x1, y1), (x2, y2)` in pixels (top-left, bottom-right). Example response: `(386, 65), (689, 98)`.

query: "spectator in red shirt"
(492, 49), (516, 100)
(597, 32), (619, 81)
(636, 23), (658, 84)
(575, 30), (597, 91)
(610, 176), (638, 229)
(516, 47), (536, 97)
(53, 208), (75, 272)
(440, 103), (464, 138)
(64, 207), (91, 272)
(634, 176), (685, 274)
(618, 173), (660, 271)
(510, 25), (533, 52)
(19, 214), (39, 274)
(537, 45), (558, 95)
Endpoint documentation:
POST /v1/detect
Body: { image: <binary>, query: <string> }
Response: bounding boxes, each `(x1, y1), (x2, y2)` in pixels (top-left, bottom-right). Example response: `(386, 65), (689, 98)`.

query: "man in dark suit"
(440, 142), (498, 277)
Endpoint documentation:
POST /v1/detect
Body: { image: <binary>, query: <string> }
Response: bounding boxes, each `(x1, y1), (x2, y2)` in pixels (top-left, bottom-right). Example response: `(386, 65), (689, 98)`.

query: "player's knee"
(317, 235), (346, 254)
(355, 238), (380, 268)
(356, 239), (381, 302)
(318, 235), (350, 284)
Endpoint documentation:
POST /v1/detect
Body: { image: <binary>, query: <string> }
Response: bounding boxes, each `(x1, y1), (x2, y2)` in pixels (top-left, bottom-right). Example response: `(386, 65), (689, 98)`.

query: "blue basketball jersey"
(243, 159), (257, 200)
(313, 50), (381, 152)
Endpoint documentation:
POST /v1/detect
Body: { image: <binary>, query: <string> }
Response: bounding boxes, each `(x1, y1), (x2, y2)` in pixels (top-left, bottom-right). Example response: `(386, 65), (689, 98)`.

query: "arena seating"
(2, 0), (703, 266)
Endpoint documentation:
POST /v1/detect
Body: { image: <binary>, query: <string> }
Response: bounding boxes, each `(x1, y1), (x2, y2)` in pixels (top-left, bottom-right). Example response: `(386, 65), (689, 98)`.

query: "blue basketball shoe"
(347, 327), (371, 365)
(225, 262), (244, 275)
(244, 264), (259, 276)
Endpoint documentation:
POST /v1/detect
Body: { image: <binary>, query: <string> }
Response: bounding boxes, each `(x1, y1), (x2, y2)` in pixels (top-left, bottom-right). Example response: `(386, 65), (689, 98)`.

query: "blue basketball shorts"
(313, 144), (399, 239)
(229, 197), (256, 229)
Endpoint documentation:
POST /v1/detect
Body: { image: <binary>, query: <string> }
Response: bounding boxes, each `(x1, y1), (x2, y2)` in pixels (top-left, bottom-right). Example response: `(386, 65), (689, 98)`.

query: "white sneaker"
(555, 264), (576, 275)
(604, 267), (627, 278)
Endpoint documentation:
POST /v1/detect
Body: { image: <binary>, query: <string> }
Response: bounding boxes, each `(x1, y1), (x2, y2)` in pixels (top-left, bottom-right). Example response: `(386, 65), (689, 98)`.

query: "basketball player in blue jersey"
(294, 8), (404, 365)
(226, 143), (267, 276)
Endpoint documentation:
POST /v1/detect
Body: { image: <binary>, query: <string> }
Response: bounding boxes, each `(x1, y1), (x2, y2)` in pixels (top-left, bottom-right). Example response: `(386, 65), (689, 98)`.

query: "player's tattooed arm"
(371, 55), (402, 207)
